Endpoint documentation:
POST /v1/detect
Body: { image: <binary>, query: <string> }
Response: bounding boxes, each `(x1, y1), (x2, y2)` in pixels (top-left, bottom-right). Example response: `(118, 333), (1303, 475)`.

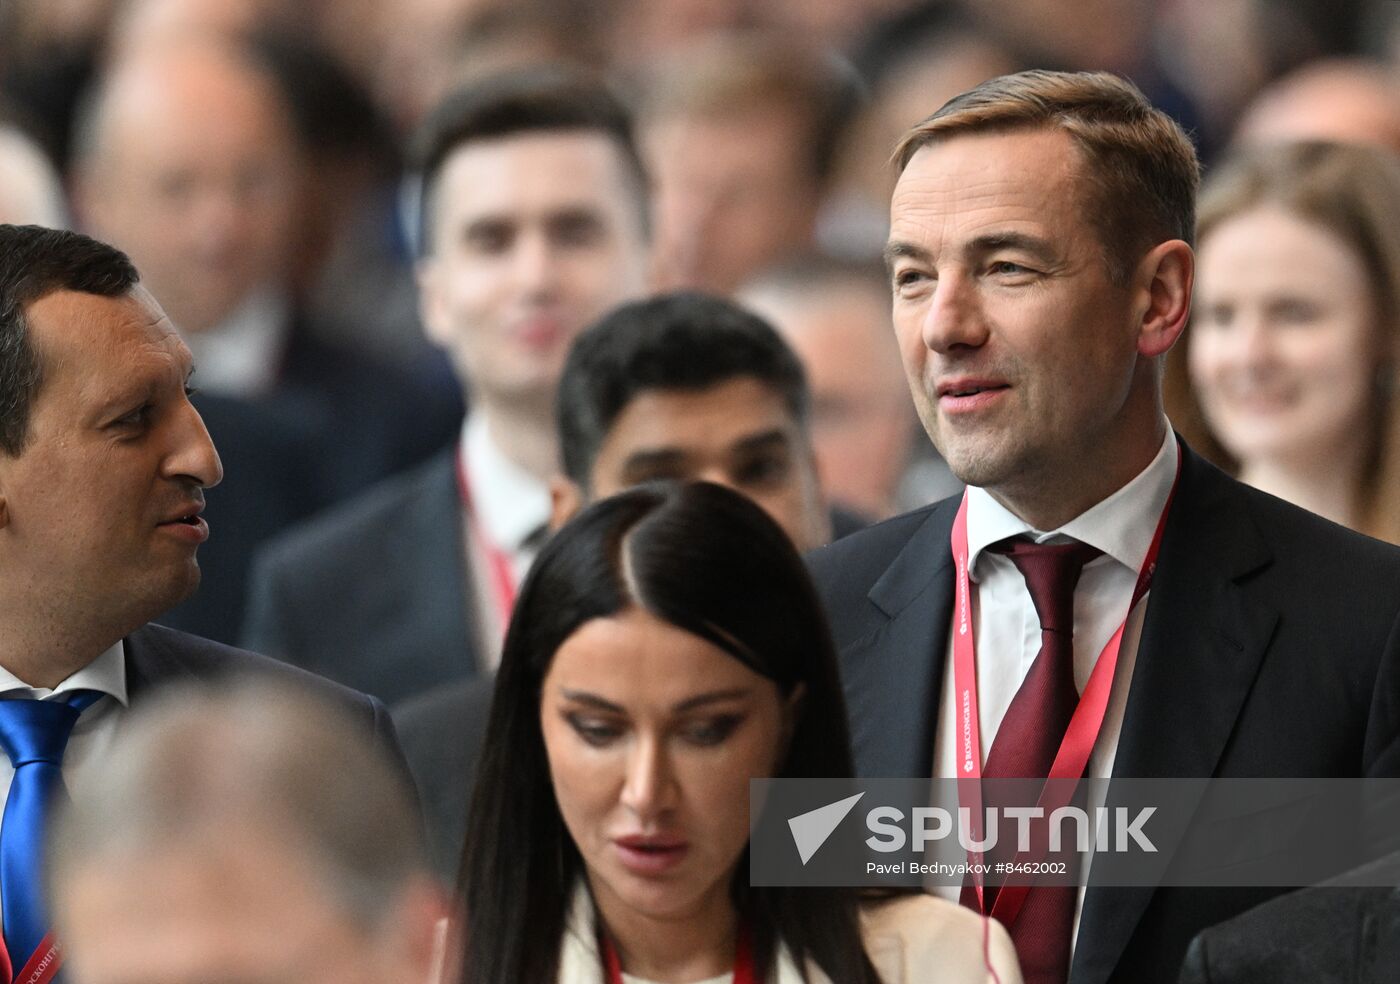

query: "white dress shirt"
(0, 642), (129, 923)
(928, 427), (1179, 938)
(460, 414), (552, 671)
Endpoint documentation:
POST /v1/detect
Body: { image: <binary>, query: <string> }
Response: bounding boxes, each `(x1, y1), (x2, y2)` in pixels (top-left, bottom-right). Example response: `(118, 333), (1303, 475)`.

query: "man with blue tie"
(0, 223), (402, 981)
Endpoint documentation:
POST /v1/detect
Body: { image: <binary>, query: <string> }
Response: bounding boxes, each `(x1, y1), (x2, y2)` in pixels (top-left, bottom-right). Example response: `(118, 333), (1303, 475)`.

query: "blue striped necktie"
(0, 690), (103, 975)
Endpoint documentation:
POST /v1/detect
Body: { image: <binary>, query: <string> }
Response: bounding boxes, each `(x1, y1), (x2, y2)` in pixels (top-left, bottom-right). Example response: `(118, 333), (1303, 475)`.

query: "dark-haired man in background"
(395, 290), (840, 882)
(0, 223), (403, 982)
(242, 67), (653, 707)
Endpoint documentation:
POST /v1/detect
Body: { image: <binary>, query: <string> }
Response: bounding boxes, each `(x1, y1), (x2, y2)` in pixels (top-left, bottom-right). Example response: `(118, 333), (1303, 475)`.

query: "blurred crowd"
(3, 0), (1400, 649)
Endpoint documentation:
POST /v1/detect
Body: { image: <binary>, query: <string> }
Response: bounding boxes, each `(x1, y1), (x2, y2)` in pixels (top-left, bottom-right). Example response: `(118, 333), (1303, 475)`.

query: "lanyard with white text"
(601, 924), (756, 984)
(951, 453), (1181, 926)
(454, 442), (519, 630)
(11, 933), (60, 984)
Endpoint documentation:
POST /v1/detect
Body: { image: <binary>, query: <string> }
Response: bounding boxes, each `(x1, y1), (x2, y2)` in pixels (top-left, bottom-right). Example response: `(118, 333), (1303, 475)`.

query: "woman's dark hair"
(457, 481), (881, 984)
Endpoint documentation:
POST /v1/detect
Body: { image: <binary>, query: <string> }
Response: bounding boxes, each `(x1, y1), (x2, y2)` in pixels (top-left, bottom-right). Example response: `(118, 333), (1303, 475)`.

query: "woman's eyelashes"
(562, 711), (746, 748)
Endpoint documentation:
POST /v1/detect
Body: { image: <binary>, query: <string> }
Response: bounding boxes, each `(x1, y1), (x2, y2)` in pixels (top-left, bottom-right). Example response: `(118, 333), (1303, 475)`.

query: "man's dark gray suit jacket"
(124, 621), (406, 771)
(1177, 850), (1400, 984)
(241, 450), (481, 707)
(806, 441), (1400, 984)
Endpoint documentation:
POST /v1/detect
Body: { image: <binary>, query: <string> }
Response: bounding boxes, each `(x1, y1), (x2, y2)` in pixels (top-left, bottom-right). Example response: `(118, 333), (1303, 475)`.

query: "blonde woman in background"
(1167, 141), (1400, 543)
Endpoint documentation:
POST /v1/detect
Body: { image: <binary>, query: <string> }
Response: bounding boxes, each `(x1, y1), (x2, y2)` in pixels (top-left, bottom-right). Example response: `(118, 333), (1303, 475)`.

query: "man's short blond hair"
(895, 69), (1200, 285)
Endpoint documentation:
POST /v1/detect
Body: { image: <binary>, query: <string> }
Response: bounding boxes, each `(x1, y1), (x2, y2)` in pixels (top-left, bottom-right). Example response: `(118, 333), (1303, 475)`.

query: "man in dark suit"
(0, 223), (405, 981)
(241, 67), (654, 706)
(806, 70), (1400, 984)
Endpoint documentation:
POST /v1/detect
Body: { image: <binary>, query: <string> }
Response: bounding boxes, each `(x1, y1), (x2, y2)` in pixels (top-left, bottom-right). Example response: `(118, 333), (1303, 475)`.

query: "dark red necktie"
(962, 536), (1102, 984)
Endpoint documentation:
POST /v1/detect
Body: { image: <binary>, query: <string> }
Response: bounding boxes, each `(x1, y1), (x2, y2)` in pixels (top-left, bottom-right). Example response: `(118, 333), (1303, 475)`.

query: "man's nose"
(164, 400), (223, 489)
(921, 269), (989, 353)
(512, 232), (557, 296)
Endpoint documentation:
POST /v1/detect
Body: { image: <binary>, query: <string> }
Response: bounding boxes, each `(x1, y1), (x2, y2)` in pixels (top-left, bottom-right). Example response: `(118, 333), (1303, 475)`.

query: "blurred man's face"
(646, 105), (817, 294)
(741, 280), (915, 519)
(77, 49), (300, 335)
(554, 377), (831, 551)
(0, 287), (222, 636)
(58, 826), (433, 984)
(419, 131), (651, 415)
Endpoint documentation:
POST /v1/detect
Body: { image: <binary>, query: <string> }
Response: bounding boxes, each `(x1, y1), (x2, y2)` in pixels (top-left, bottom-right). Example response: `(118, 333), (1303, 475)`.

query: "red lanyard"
(951, 454), (1180, 925)
(11, 934), (60, 984)
(455, 443), (519, 629)
(601, 925), (755, 984)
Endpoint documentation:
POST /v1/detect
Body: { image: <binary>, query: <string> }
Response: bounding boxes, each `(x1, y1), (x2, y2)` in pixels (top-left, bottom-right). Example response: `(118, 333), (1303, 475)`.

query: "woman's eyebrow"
(558, 690), (624, 713)
(672, 689), (750, 713)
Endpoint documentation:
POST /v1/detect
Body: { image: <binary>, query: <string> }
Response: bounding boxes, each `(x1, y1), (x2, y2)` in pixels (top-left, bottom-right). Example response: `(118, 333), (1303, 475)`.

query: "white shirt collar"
(181, 288), (290, 398)
(0, 640), (129, 705)
(461, 414), (552, 552)
(965, 425), (1179, 578)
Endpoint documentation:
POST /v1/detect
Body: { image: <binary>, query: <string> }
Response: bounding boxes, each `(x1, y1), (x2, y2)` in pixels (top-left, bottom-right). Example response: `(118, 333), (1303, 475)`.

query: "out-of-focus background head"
(0, 123), (66, 227)
(1165, 140), (1400, 545)
(637, 32), (858, 294)
(739, 257), (923, 521)
(50, 679), (444, 984)
(71, 37), (300, 338)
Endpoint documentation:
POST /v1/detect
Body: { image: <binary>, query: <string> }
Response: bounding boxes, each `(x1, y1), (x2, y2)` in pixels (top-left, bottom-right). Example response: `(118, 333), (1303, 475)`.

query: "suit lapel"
(845, 500), (958, 779)
(405, 453), (478, 663)
(1072, 445), (1279, 984)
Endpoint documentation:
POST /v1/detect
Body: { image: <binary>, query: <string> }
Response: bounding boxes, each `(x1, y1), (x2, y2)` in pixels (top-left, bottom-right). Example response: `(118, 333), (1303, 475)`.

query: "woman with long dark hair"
(454, 482), (1019, 984)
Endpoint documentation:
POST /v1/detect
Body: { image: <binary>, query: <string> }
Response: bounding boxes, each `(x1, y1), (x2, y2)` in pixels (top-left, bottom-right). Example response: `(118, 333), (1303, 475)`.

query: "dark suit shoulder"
(1179, 454), (1400, 635)
(391, 677), (496, 885)
(1228, 472), (1400, 576)
(129, 623), (386, 721)
(808, 499), (949, 591)
(250, 450), (456, 581)
(1181, 872), (1397, 983)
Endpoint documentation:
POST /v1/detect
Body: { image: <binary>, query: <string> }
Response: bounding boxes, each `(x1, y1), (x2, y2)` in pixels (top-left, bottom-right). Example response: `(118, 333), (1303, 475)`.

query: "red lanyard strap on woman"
(455, 445), (519, 629)
(600, 924), (755, 984)
(950, 454), (1181, 926)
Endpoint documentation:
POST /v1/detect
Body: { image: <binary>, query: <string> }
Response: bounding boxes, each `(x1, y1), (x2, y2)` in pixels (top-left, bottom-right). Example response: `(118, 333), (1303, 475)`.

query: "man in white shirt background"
(242, 66), (653, 706)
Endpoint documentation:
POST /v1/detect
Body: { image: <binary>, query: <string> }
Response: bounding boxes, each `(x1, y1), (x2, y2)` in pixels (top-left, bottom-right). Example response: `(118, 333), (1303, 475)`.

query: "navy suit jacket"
(158, 329), (460, 646)
(241, 450), (480, 706)
(1179, 851), (1400, 983)
(125, 623), (402, 746)
(807, 442), (1400, 984)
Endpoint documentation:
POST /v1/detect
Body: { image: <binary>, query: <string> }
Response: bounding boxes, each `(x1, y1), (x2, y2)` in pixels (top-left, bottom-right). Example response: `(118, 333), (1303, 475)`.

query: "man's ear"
(549, 475), (584, 532)
(1135, 239), (1194, 359)
(415, 258), (451, 351)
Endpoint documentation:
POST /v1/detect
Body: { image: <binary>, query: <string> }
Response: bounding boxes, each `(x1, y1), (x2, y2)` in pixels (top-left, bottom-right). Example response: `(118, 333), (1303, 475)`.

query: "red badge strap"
(455, 441), (519, 629)
(601, 924), (755, 984)
(951, 453), (1181, 926)
(11, 935), (60, 984)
